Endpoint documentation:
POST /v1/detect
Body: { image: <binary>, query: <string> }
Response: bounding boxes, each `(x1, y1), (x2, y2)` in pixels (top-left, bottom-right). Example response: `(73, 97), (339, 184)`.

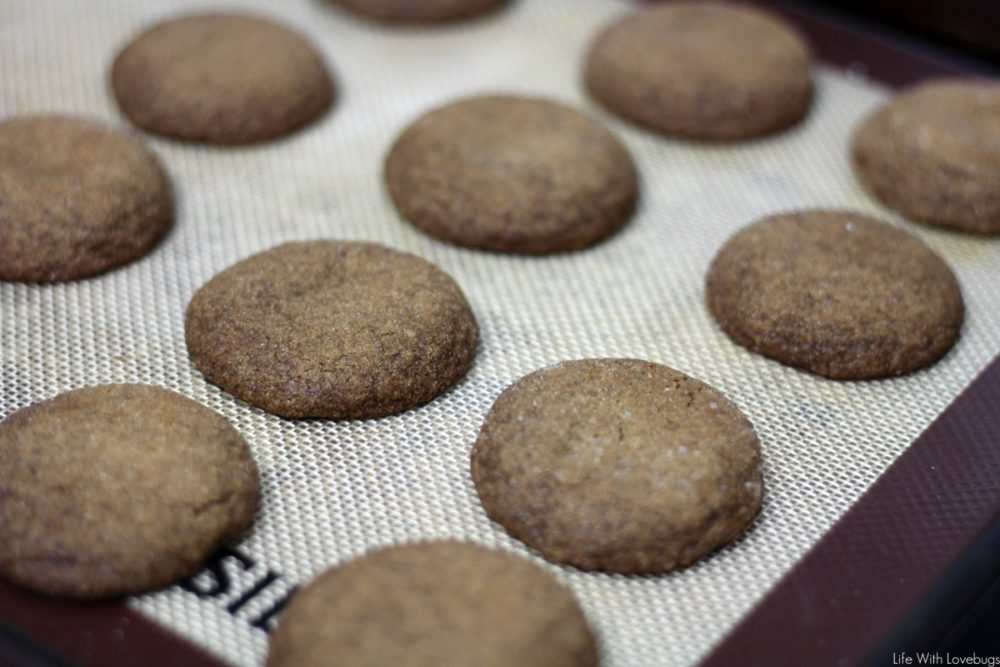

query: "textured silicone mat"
(2, 1), (999, 666)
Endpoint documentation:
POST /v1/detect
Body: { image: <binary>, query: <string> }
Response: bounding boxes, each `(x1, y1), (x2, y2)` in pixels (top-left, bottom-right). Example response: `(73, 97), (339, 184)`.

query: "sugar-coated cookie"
(852, 78), (1000, 235)
(0, 385), (259, 599)
(472, 359), (763, 573)
(112, 14), (334, 144)
(386, 95), (638, 253)
(0, 116), (172, 282)
(266, 542), (597, 667)
(706, 210), (964, 379)
(585, 2), (812, 140)
(185, 241), (478, 419)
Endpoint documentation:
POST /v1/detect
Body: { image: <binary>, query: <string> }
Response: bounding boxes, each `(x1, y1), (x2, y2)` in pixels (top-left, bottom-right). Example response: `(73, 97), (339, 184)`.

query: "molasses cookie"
(706, 210), (964, 379)
(0, 384), (260, 599)
(112, 13), (335, 144)
(584, 2), (813, 140)
(0, 115), (173, 282)
(185, 241), (478, 419)
(471, 359), (763, 574)
(386, 95), (638, 253)
(266, 541), (597, 667)
(328, 0), (508, 23)
(852, 79), (1000, 235)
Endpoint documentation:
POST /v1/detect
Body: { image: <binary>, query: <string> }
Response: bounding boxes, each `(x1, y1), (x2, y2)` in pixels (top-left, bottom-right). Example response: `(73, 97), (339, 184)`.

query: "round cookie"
(584, 2), (813, 140)
(852, 79), (1000, 235)
(706, 210), (964, 379)
(185, 241), (478, 419)
(385, 95), (638, 254)
(266, 541), (597, 667)
(0, 385), (260, 599)
(112, 13), (335, 144)
(0, 115), (173, 283)
(471, 359), (763, 574)
(329, 0), (508, 23)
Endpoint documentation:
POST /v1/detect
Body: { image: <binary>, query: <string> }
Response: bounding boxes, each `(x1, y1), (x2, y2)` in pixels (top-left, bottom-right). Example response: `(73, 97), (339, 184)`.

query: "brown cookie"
(584, 2), (813, 140)
(706, 210), (965, 379)
(852, 79), (1000, 235)
(112, 13), (335, 144)
(329, 0), (508, 23)
(471, 359), (763, 574)
(266, 541), (597, 667)
(0, 115), (173, 283)
(385, 95), (638, 254)
(185, 241), (478, 419)
(0, 385), (260, 599)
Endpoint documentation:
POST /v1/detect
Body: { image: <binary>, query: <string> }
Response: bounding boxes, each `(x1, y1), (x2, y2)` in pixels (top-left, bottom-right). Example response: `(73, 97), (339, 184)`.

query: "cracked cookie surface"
(185, 241), (479, 419)
(471, 359), (763, 573)
(0, 384), (259, 599)
(706, 210), (964, 379)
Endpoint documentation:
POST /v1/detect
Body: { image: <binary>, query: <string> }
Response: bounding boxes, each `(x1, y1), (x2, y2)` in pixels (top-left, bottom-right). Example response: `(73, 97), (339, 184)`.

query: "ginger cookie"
(112, 13), (335, 144)
(852, 79), (1000, 235)
(706, 210), (964, 379)
(266, 541), (597, 667)
(471, 359), (763, 574)
(385, 95), (638, 254)
(0, 115), (173, 282)
(328, 0), (509, 23)
(185, 241), (478, 419)
(584, 2), (812, 140)
(0, 385), (260, 599)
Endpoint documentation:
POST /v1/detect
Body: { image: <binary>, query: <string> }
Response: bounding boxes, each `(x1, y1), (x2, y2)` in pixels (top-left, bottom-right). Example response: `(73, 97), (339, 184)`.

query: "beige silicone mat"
(2, 1), (999, 665)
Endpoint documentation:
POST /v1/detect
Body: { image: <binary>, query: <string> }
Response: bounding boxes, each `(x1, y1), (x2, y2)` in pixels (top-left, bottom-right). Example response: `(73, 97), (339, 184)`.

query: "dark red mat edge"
(700, 355), (1000, 667)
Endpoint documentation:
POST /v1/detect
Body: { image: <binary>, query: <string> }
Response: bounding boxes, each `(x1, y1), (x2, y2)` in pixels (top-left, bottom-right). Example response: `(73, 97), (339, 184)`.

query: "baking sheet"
(2, 1), (999, 665)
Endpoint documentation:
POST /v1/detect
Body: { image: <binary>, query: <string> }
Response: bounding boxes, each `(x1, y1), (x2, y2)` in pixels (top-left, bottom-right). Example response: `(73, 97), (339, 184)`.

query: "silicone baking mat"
(1, 1), (998, 666)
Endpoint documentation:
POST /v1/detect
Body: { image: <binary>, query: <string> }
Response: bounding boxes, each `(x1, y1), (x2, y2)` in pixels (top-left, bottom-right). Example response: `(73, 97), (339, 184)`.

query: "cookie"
(852, 79), (1000, 235)
(266, 541), (597, 667)
(385, 95), (638, 254)
(0, 385), (260, 599)
(471, 359), (763, 574)
(584, 2), (813, 140)
(185, 241), (478, 419)
(0, 115), (173, 282)
(112, 13), (335, 144)
(328, 0), (508, 23)
(706, 210), (964, 379)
